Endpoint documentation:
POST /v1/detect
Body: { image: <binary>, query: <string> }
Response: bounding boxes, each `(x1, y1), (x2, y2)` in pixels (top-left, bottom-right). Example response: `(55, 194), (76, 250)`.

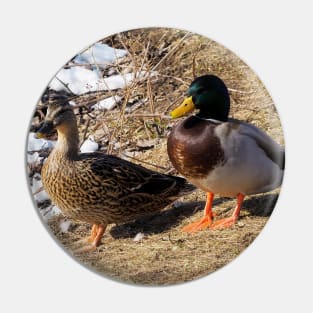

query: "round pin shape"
(26, 27), (284, 285)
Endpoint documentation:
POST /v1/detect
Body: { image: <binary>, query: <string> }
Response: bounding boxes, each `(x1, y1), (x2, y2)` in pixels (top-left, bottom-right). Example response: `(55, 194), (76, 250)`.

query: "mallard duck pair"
(168, 75), (284, 231)
(36, 94), (196, 252)
(36, 74), (284, 252)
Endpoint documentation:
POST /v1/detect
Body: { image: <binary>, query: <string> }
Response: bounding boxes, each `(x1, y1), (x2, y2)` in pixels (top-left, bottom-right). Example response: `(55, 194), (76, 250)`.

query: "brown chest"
(167, 118), (225, 179)
(41, 156), (80, 213)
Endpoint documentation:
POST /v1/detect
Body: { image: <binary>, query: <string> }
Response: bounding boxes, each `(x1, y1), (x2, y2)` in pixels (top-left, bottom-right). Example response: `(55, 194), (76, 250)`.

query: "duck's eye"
(41, 94), (49, 103)
(197, 88), (205, 95)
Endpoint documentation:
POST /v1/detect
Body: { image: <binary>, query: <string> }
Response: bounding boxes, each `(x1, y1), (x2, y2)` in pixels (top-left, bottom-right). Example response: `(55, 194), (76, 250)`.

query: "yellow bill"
(36, 132), (44, 139)
(170, 96), (195, 118)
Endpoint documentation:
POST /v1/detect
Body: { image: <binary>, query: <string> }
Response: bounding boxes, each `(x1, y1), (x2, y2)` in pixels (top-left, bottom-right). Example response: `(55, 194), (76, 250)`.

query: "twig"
(151, 32), (191, 72)
(143, 120), (152, 140)
(228, 88), (255, 94)
(164, 96), (185, 114)
(164, 168), (176, 175)
(33, 186), (44, 196)
(192, 43), (203, 78)
(147, 75), (155, 114)
(127, 113), (171, 119)
(80, 118), (91, 146)
(121, 152), (169, 171)
(134, 125), (144, 135)
(107, 88), (132, 155)
(138, 40), (151, 75)
(90, 46), (117, 102)
(118, 33), (138, 73)
(54, 76), (76, 95)
(155, 73), (189, 85)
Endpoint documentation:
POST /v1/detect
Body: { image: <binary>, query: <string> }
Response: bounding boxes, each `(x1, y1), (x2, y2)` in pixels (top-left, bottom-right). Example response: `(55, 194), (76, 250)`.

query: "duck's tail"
(166, 175), (197, 199)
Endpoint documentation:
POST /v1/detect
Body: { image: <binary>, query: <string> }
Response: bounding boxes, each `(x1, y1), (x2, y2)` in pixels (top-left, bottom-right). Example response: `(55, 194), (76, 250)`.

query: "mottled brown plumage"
(37, 99), (195, 251)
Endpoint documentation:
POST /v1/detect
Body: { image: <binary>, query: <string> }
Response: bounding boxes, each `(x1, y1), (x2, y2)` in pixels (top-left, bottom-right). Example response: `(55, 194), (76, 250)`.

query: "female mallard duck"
(36, 95), (195, 252)
(167, 75), (284, 232)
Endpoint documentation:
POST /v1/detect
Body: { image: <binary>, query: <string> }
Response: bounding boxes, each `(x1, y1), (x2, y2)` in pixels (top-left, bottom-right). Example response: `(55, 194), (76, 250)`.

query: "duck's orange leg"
(86, 224), (98, 243)
(92, 224), (106, 247)
(210, 193), (245, 229)
(182, 192), (214, 233)
(73, 223), (107, 253)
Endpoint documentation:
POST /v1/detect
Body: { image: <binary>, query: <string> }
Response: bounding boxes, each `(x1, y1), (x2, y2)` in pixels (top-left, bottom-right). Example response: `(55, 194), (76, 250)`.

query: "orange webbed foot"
(182, 192), (215, 233)
(182, 215), (213, 233)
(210, 193), (245, 230)
(73, 243), (98, 254)
(72, 224), (107, 254)
(209, 216), (237, 230)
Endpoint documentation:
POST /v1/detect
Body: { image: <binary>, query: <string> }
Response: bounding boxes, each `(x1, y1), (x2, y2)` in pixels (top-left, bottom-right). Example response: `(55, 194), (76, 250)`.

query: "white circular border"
(2, 1), (312, 312)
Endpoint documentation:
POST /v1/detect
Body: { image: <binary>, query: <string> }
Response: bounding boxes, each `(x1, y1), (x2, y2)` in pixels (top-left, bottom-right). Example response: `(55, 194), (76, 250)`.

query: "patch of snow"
(48, 42), (130, 95)
(100, 71), (152, 90)
(46, 41), (157, 96)
(173, 201), (182, 208)
(27, 133), (55, 152)
(92, 95), (122, 110)
(108, 68), (117, 76)
(73, 43), (127, 68)
(80, 137), (98, 153)
(31, 174), (49, 203)
(41, 205), (61, 222)
(27, 151), (42, 164)
(49, 67), (99, 95)
(35, 191), (49, 203)
(125, 98), (146, 113)
(59, 219), (71, 233)
(121, 150), (139, 160)
(49, 66), (156, 96)
(101, 73), (133, 90)
(133, 232), (145, 242)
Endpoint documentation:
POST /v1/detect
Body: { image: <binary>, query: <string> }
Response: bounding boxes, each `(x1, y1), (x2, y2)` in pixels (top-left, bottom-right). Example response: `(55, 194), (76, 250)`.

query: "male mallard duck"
(167, 75), (284, 232)
(36, 94), (196, 252)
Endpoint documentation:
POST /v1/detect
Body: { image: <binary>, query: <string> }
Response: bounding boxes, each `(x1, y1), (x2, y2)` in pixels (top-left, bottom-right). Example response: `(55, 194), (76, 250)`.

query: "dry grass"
(29, 27), (284, 285)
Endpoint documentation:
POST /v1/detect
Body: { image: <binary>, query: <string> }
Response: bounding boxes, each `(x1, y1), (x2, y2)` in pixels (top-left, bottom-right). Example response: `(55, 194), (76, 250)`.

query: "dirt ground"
(28, 28), (284, 285)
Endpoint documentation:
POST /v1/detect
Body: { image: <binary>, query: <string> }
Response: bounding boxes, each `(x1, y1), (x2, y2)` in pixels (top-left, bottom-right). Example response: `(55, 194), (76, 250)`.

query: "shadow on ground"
(243, 193), (279, 217)
(110, 192), (278, 239)
(110, 201), (201, 239)
(110, 197), (228, 239)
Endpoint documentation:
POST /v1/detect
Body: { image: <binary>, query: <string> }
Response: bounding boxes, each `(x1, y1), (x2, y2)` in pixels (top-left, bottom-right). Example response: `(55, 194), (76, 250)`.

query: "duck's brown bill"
(36, 121), (54, 138)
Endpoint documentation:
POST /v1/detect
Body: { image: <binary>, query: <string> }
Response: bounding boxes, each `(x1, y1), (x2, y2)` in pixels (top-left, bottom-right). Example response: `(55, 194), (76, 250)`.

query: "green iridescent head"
(170, 75), (230, 121)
